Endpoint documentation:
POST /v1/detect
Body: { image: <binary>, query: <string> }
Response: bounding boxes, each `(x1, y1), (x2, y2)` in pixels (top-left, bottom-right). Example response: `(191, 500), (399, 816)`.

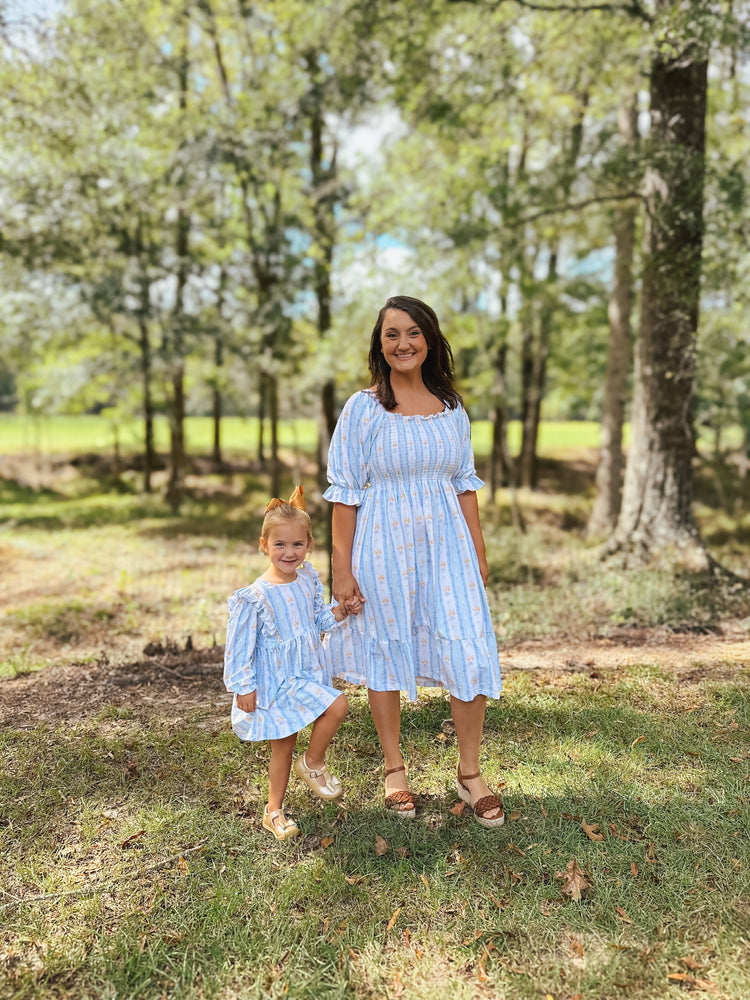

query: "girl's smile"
(260, 522), (312, 583)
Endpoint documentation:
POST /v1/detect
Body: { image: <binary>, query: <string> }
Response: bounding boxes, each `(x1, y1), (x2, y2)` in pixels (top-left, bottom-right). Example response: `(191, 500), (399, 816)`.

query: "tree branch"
(515, 191), (643, 227)
(449, 0), (654, 22)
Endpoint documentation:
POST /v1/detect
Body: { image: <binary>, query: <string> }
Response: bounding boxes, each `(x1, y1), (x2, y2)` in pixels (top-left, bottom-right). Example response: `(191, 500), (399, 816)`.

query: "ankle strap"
(458, 769), (480, 781)
(384, 764), (406, 777)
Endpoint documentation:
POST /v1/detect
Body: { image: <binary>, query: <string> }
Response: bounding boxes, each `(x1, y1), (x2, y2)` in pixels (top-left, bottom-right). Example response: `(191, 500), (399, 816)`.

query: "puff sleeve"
(323, 391), (372, 506)
(452, 406), (485, 494)
(223, 592), (258, 695)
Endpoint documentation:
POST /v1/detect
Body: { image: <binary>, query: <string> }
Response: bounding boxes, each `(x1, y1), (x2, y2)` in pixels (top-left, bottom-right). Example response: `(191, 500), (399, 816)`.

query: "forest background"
(2, 2), (750, 1000)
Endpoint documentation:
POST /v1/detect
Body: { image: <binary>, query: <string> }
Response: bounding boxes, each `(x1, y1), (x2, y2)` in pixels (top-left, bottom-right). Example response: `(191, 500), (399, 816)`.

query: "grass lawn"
(1, 438), (749, 999)
(2, 666), (749, 999)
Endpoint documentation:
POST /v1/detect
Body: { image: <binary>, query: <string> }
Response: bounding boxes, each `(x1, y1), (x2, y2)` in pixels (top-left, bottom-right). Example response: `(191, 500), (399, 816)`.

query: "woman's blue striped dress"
(321, 389), (502, 702)
(224, 562), (341, 741)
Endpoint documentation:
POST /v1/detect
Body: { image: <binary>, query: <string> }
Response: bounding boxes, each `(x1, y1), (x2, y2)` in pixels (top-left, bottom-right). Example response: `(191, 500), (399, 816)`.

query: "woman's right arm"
(331, 502), (364, 608)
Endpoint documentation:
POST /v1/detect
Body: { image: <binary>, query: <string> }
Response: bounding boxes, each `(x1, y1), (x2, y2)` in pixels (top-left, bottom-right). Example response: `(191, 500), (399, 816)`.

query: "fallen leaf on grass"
(645, 842), (657, 864)
(615, 906), (632, 923)
(419, 874), (430, 890)
(582, 819), (604, 842)
(489, 893), (505, 909)
(630, 735), (646, 748)
(344, 874), (367, 885)
(450, 801), (466, 816)
(320, 837), (334, 848)
(667, 972), (722, 996)
(507, 843), (526, 856)
(385, 906), (401, 932)
(681, 957), (703, 971)
(476, 946), (490, 982)
(176, 857), (189, 876)
(631, 862), (639, 878)
(555, 859), (591, 901)
(375, 836), (389, 856)
(395, 846), (411, 858)
(120, 830), (146, 849)
(509, 810), (522, 821)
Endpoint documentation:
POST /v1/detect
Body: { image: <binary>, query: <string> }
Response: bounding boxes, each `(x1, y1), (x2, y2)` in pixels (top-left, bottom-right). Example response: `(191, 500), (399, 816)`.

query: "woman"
(322, 295), (504, 828)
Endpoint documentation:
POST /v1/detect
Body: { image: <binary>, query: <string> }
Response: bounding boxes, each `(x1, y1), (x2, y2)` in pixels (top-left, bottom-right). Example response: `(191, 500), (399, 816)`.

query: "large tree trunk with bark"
(605, 50), (709, 567)
(587, 98), (638, 537)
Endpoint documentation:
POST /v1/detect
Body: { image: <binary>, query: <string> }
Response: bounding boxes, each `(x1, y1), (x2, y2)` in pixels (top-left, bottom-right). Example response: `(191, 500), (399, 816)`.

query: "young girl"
(224, 486), (351, 841)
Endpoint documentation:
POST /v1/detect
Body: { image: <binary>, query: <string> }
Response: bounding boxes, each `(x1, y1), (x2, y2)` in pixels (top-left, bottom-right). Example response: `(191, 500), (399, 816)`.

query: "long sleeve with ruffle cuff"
(223, 591), (258, 695)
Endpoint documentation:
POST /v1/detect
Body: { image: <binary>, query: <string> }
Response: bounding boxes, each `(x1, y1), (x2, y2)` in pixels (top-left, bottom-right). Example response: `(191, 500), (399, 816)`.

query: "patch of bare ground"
(2, 621), (748, 731)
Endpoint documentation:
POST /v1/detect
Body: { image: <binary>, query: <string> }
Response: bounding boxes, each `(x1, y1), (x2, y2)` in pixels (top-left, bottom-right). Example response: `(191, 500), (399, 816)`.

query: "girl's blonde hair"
(260, 486), (313, 547)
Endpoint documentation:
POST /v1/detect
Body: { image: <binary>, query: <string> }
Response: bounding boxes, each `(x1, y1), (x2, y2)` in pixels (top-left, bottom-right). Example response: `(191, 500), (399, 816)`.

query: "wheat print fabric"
(321, 389), (502, 702)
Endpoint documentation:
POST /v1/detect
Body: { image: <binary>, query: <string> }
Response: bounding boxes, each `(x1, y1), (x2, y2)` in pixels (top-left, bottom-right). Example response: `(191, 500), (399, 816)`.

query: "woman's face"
(379, 309), (428, 374)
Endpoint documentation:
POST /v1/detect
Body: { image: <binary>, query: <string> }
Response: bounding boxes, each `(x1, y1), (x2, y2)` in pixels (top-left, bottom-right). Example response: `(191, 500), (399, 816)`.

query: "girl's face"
(260, 521), (311, 580)
(380, 308), (428, 374)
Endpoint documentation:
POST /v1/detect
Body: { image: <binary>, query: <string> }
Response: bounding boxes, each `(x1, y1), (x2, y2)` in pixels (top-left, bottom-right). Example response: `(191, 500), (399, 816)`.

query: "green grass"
(1, 671), (749, 999)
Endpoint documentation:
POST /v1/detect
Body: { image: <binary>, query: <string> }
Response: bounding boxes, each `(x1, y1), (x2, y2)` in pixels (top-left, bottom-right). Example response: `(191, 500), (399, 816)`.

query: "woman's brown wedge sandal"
(384, 764), (416, 819)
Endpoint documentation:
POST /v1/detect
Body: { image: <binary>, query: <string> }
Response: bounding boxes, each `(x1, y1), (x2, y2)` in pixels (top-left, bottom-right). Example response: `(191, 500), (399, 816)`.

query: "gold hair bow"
(264, 485), (306, 514)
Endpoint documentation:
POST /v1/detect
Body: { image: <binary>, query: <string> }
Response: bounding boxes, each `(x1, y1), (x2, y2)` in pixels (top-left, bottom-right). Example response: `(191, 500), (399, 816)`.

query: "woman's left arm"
(458, 490), (489, 586)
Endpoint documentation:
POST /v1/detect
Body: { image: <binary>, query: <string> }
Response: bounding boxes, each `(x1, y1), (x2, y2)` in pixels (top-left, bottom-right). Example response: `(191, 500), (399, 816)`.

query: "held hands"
(236, 691), (257, 713)
(332, 572), (365, 617)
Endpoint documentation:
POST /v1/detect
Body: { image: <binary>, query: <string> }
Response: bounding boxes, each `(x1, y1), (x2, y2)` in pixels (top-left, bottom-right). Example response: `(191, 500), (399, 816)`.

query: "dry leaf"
(509, 810), (522, 821)
(555, 859), (591, 901)
(395, 846), (411, 858)
(615, 906), (632, 923)
(681, 957), (702, 971)
(375, 836), (389, 856)
(507, 843), (526, 856)
(320, 837), (334, 848)
(631, 862), (639, 878)
(645, 842), (657, 864)
(630, 735), (646, 748)
(403, 927), (411, 945)
(489, 893), (505, 909)
(177, 857), (189, 877)
(477, 947), (490, 982)
(120, 830), (146, 849)
(419, 874), (430, 890)
(582, 819), (605, 842)
(450, 801), (466, 816)
(344, 874), (366, 885)
(541, 805), (549, 818)
(385, 906), (402, 932)
(349, 948), (357, 960)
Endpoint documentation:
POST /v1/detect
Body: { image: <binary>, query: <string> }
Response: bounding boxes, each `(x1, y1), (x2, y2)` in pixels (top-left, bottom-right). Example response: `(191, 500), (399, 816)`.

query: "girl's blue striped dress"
(224, 561), (341, 741)
(321, 389), (502, 702)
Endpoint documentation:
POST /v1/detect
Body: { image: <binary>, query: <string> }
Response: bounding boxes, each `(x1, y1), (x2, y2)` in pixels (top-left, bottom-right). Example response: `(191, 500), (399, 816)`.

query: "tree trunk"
(212, 335), (223, 467)
(138, 313), (155, 494)
(587, 98), (638, 537)
(605, 51), (709, 567)
(520, 249), (557, 489)
(268, 371), (280, 499)
(488, 335), (509, 497)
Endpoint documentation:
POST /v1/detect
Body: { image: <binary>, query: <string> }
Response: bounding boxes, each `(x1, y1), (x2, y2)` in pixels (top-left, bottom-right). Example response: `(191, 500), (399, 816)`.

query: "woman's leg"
(268, 733), (297, 813)
(451, 693), (502, 820)
(305, 694), (348, 774)
(368, 689), (411, 798)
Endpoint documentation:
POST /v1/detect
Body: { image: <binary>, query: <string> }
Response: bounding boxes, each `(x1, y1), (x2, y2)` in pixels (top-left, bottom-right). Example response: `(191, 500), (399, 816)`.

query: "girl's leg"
(368, 689), (410, 798)
(450, 694), (502, 820)
(305, 694), (348, 774)
(268, 733), (297, 813)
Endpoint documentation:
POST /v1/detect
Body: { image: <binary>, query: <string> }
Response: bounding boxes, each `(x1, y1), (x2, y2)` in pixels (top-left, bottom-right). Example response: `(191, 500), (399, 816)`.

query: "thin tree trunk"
(138, 313), (155, 494)
(257, 372), (266, 467)
(268, 372), (280, 499)
(212, 335), (223, 467)
(605, 48), (710, 567)
(587, 98), (639, 537)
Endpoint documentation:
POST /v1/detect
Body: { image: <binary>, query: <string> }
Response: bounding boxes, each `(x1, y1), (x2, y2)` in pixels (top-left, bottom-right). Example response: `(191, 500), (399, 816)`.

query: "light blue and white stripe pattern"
(224, 561), (341, 741)
(321, 389), (502, 702)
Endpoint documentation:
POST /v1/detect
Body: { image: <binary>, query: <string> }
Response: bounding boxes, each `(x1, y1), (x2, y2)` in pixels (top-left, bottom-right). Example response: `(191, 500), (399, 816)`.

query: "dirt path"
(2, 622), (748, 730)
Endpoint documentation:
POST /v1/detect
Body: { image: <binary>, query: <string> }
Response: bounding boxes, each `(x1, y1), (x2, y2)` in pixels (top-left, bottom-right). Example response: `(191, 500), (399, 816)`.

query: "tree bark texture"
(587, 98), (638, 537)
(607, 53), (709, 566)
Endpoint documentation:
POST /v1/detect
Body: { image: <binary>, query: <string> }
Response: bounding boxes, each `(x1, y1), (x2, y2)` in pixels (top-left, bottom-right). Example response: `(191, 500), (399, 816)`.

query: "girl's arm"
(224, 594), (258, 711)
(331, 502), (365, 610)
(458, 490), (489, 586)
